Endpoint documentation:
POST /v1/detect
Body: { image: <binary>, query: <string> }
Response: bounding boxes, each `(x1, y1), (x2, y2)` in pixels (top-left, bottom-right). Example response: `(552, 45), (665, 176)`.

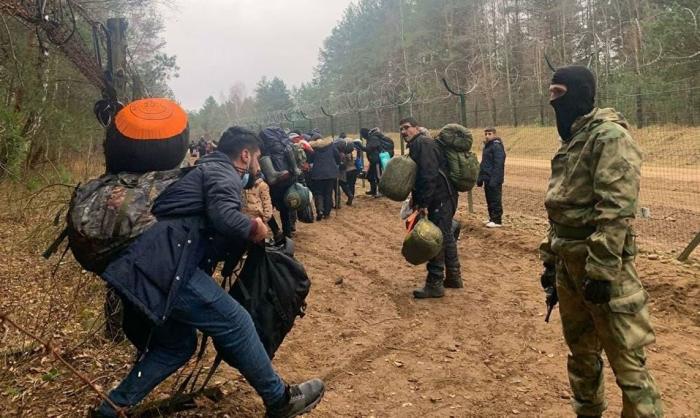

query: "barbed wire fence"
(238, 77), (700, 257)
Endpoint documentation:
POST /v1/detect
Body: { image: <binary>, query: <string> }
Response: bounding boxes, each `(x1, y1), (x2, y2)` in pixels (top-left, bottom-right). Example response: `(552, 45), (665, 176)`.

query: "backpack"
(56, 169), (185, 274)
(260, 127), (294, 174)
(378, 133), (395, 157)
(435, 124), (479, 192)
(229, 240), (310, 358)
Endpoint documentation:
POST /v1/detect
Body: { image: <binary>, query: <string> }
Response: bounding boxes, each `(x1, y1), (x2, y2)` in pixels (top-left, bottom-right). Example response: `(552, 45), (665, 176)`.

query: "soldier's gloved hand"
(583, 278), (612, 304)
(540, 263), (556, 289)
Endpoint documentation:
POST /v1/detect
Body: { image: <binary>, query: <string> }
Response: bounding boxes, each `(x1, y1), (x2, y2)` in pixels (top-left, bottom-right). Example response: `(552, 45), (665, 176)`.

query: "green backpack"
(436, 124), (479, 192)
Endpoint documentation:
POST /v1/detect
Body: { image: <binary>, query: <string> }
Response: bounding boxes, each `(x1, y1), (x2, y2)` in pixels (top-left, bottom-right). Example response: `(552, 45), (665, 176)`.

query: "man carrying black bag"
(95, 126), (324, 418)
(230, 237), (310, 358)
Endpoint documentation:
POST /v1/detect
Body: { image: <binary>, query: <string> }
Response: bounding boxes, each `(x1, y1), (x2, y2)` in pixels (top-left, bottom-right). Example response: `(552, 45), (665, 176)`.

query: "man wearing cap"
(539, 66), (663, 417)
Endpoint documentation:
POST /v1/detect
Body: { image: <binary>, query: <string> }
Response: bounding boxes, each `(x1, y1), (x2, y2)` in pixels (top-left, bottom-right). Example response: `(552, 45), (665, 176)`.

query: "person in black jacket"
(477, 127), (506, 227)
(401, 117), (463, 298)
(95, 126), (324, 418)
(309, 134), (341, 220)
(359, 127), (383, 196)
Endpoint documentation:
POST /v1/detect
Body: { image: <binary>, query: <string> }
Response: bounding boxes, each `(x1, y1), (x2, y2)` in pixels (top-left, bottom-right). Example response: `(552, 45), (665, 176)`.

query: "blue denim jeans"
(97, 269), (286, 416)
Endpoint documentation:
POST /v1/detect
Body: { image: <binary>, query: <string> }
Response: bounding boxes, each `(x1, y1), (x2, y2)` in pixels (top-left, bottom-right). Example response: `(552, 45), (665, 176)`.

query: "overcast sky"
(162, 0), (354, 111)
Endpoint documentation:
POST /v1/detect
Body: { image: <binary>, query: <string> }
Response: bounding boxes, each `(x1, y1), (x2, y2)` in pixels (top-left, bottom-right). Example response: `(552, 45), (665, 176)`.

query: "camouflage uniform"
(540, 108), (663, 417)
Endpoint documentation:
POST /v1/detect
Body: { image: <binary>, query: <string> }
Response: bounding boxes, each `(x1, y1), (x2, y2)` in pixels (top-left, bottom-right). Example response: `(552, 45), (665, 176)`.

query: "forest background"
(2, 0), (699, 183)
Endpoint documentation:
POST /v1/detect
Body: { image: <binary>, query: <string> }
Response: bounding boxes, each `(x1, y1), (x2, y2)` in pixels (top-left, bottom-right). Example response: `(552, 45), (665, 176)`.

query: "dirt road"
(1, 160), (698, 417)
(191, 192), (699, 417)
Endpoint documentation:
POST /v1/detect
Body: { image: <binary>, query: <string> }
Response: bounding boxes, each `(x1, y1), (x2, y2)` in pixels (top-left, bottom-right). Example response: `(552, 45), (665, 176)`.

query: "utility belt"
(550, 221), (596, 240)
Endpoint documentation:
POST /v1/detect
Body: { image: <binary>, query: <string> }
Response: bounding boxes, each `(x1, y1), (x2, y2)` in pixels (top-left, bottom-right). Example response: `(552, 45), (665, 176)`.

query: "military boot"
(413, 276), (445, 299)
(443, 271), (463, 289)
(260, 156), (291, 186)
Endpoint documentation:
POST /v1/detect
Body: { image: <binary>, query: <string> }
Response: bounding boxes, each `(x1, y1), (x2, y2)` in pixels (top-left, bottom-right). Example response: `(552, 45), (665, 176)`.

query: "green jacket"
(540, 107), (642, 282)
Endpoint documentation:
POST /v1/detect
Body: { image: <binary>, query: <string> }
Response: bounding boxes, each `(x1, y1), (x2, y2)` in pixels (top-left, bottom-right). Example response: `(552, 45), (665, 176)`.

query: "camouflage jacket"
(540, 108), (642, 282)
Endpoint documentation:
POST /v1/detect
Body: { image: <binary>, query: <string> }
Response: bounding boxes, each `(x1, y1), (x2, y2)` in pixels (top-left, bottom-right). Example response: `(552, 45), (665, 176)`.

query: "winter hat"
(360, 128), (370, 139)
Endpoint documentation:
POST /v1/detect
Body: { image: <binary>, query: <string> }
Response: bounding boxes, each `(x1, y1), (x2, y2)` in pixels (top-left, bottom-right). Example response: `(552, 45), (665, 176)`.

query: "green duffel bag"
(436, 123), (473, 152)
(284, 182), (310, 210)
(379, 155), (417, 202)
(401, 218), (443, 265)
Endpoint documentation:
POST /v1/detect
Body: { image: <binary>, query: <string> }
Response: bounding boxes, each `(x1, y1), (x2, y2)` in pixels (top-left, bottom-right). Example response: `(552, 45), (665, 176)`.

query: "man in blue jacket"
(95, 126), (324, 418)
(477, 127), (506, 228)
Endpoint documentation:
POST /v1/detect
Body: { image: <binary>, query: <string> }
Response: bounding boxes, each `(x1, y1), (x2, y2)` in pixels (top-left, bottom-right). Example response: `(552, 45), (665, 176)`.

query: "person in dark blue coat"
(308, 135), (341, 220)
(477, 127), (506, 227)
(95, 126), (325, 418)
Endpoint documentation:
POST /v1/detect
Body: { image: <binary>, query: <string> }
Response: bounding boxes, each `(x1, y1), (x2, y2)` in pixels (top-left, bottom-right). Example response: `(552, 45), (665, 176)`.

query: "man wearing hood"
(309, 133), (341, 220)
(358, 127), (384, 196)
(540, 66), (663, 418)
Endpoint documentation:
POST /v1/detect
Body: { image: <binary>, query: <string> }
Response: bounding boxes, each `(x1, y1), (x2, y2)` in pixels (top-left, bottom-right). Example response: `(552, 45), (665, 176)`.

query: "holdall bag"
(378, 155), (417, 201)
(284, 182), (311, 210)
(230, 239), (311, 358)
(401, 212), (443, 265)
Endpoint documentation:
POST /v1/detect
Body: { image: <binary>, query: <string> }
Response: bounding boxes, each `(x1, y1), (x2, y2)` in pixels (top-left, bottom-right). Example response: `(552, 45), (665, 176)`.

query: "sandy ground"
(1, 164), (698, 417)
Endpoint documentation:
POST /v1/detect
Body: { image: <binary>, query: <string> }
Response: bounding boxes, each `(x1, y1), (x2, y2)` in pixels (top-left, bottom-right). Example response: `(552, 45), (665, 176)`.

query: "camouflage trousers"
(554, 241), (663, 417)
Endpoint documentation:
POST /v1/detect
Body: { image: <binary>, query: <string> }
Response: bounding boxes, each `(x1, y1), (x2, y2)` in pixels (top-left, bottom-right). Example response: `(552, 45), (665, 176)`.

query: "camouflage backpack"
(57, 169), (185, 274)
(435, 124), (479, 192)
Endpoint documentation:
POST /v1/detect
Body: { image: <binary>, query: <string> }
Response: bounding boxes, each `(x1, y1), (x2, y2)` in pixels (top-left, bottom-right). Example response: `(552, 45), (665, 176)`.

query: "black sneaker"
(266, 379), (325, 418)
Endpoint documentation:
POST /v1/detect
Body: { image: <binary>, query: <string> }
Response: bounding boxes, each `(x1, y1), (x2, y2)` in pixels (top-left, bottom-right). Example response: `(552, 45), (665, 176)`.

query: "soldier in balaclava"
(539, 65), (664, 418)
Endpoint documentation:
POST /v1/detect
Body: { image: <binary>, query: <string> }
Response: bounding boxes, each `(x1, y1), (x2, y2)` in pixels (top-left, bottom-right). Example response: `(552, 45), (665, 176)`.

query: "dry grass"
(381, 124), (700, 167)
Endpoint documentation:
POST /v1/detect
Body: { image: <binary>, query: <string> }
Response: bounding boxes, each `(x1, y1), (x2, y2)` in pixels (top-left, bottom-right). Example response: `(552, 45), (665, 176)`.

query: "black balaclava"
(550, 65), (596, 141)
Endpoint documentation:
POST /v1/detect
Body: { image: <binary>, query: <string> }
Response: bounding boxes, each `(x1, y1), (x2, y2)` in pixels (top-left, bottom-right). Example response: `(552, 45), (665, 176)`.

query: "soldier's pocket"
(606, 289), (655, 350)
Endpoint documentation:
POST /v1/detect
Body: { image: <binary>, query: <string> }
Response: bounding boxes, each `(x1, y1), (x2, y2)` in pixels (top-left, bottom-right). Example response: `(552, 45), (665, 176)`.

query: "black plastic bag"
(230, 238), (310, 358)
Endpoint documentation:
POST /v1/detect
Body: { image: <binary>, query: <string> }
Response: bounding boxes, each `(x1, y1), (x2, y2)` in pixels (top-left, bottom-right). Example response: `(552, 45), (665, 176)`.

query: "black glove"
(540, 263), (556, 289)
(544, 285), (558, 309)
(583, 278), (612, 304)
(476, 179), (484, 187)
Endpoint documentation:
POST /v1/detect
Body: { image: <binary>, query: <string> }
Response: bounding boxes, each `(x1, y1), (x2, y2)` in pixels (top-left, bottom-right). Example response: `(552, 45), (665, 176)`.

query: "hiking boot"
(346, 196), (354, 206)
(365, 191), (376, 196)
(316, 214), (324, 221)
(260, 156), (290, 186)
(413, 278), (444, 299)
(266, 379), (325, 418)
(443, 274), (463, 289)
